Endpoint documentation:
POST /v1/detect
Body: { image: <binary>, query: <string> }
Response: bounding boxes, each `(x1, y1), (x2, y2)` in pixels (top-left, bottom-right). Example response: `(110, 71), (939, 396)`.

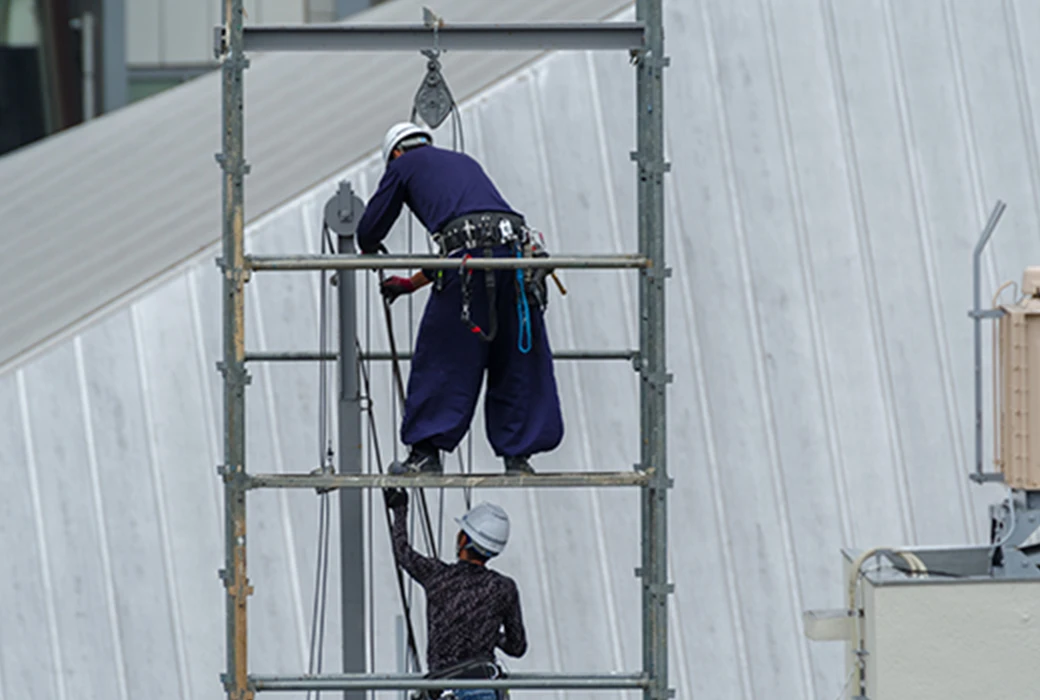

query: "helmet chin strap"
(456, 532), (493, 560)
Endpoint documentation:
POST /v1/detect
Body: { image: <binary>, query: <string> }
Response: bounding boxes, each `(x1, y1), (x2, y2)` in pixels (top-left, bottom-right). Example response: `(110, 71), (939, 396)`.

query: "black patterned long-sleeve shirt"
(391, 503), (527, 672)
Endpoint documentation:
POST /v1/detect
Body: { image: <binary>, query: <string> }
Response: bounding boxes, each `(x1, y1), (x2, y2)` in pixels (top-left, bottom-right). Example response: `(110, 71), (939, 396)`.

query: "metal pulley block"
(323, 180), (365, 239)
(413, 51), (455, 129)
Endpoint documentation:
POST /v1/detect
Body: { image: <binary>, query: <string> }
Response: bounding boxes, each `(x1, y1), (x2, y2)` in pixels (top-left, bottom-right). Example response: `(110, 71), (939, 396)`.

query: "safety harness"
(414, 658), (508, 700)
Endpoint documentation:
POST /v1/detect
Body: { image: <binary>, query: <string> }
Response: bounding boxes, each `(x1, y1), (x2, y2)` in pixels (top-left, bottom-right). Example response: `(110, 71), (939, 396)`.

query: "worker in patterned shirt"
(384, 487), (526, 699)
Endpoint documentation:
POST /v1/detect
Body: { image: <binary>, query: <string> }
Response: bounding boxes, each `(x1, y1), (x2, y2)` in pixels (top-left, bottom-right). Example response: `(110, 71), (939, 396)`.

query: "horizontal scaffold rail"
(244, 349), (638, 362)
(249, 672), (650, 691)
(248, 470), (652, 490)
(239, 22), (646, 53)
(245, 254), (649, 272)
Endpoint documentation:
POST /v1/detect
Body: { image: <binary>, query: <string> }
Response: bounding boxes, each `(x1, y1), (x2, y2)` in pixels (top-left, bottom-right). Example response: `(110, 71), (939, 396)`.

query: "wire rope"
(305, 224), (337, 699)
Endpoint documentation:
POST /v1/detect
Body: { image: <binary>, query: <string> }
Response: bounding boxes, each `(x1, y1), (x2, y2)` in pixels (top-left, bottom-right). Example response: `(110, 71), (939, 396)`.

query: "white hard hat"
(455, 502), (510, 557)
(381, 121), (433, 164)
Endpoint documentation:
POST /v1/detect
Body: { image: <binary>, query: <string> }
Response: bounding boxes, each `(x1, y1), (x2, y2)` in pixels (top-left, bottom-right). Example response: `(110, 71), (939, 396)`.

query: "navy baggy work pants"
(400, 248), (564, 457)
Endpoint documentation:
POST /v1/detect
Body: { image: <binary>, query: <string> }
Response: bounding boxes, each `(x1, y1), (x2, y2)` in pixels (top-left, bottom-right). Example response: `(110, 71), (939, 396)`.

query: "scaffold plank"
(248, 470), (652, 490)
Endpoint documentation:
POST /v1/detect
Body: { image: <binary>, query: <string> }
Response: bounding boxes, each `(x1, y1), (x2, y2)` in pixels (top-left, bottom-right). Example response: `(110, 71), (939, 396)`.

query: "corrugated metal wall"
(2, 0), (1039, 698)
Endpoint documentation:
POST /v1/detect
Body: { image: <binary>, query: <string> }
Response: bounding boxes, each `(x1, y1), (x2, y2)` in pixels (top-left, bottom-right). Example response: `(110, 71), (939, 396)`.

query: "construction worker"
(357, 122), (564, 476)
(384, 488), (526, 699)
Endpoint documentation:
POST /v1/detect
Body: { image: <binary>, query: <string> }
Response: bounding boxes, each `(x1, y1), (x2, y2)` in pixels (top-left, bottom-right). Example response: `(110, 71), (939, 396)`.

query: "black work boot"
(504, 455), (535, 474)
(389, 442), (442, 475)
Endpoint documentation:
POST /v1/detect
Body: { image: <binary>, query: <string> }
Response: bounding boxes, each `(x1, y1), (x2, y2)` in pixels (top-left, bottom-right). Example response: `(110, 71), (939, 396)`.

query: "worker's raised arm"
(385, 489), (442, 585)
(356, 166), (406, 253)
(497, 578), (527, 658)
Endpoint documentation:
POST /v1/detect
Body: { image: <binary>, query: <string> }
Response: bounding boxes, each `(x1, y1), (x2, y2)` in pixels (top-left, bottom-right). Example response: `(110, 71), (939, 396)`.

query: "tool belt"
(431, 211), (553, 347)
(412, 658), (506, 700)
(432, 211), (528, 257)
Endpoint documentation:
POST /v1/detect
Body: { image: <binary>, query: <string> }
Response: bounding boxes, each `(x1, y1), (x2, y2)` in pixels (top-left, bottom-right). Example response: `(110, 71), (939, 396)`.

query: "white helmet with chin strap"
(455, 502), (510, 558)
(381, 121), (433, 164)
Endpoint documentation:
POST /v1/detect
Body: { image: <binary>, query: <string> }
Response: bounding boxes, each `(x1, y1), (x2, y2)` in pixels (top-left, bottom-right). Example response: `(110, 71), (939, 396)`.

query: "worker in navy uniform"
(357, 122), (564, 475)
(384, 488), (526, 699)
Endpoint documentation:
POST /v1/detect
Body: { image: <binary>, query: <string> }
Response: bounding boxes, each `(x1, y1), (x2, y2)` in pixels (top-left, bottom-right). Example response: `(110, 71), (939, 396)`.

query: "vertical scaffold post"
(219, 0), (252, 699)
(635, 0), (670, 699)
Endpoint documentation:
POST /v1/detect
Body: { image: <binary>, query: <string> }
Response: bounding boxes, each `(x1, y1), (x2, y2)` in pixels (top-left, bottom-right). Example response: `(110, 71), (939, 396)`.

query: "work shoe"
(503, 455), (535, 475)
(389, 445), (442, 475)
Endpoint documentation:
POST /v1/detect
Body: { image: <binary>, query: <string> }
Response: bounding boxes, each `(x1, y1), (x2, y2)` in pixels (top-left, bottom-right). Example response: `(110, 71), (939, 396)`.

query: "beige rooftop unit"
(997, 266), (1040, 489)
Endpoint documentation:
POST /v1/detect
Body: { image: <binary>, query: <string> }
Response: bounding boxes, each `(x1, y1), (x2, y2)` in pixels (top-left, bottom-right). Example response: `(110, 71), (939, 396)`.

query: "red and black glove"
(380, 276), (418, 305)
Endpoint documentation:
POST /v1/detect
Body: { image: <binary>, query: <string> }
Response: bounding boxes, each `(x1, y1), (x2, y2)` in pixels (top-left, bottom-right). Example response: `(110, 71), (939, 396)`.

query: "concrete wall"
(126, 0), (307, 65)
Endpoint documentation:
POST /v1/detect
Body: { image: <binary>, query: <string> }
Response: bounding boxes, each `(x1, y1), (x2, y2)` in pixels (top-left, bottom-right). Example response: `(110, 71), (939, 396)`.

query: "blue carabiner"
(516, 250), (532, 354)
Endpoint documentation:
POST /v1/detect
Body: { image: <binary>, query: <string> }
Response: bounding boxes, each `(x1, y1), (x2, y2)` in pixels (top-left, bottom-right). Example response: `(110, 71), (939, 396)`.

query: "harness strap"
(459, 249), (498, 342)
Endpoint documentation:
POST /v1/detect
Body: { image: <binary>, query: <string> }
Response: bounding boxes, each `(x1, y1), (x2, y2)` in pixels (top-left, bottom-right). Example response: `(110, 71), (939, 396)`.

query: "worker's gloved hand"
(383, 487), (409, 510)
(380, 276), (418, 305)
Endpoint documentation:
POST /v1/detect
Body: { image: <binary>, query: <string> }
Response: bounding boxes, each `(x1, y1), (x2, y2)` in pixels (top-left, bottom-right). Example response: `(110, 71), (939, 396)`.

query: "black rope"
(377, 270), (440, 560)
(356, 336), (424, 672)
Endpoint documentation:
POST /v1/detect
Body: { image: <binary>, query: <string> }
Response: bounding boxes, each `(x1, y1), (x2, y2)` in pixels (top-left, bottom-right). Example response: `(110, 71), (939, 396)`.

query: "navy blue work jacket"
(356, 145), (520, 253)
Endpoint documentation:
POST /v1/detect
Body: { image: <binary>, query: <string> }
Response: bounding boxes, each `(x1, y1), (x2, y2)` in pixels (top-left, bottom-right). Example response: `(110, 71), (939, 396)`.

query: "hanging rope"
(378, 275), (440, 560)
(304, 54), (473, 677)
(356, 336), (424, 672)
(410, 63), (475, 530)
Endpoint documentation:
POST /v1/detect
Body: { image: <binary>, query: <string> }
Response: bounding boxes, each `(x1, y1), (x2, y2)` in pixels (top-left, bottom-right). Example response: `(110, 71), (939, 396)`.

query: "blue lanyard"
(515, 250), (532, 354)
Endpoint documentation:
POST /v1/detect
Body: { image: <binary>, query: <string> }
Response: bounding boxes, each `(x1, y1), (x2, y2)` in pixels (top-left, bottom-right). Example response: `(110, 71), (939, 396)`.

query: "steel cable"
(305, 224), (337, 699)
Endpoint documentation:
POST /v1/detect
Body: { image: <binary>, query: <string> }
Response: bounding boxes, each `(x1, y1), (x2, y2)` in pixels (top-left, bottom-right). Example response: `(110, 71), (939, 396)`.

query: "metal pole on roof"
(337, 225), (366, 700)
(217, 0), (252, 698)
(635, 0), (671, 699)
(969, 200), (1007, 484)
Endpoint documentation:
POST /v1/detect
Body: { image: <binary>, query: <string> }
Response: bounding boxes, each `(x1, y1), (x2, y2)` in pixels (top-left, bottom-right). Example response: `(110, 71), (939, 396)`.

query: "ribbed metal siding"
(2, 1), (1039, 699)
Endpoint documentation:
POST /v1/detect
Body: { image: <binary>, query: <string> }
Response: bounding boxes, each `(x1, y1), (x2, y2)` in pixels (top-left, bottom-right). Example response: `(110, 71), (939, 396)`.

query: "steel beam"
(250, 672), (649, 691)
(246, 254), (648, 272)
(240, 22), (645, 53)
(244, 350), (638, 363)
(248, 471), (652, 490)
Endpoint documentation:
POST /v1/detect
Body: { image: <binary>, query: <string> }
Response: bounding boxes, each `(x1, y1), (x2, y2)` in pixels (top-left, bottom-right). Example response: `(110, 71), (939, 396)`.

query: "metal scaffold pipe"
(969, 200), (1007, 484)
(245, 254), (649, 271)
(218, 0), (251, 699)
(248, 471), (653, 490)
(249, 672), (650, 691)
(243, 350), (639, 363)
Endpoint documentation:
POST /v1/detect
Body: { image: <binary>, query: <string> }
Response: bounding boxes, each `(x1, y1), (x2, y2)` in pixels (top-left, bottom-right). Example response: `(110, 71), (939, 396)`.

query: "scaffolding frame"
(215, 3), (669, 698)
